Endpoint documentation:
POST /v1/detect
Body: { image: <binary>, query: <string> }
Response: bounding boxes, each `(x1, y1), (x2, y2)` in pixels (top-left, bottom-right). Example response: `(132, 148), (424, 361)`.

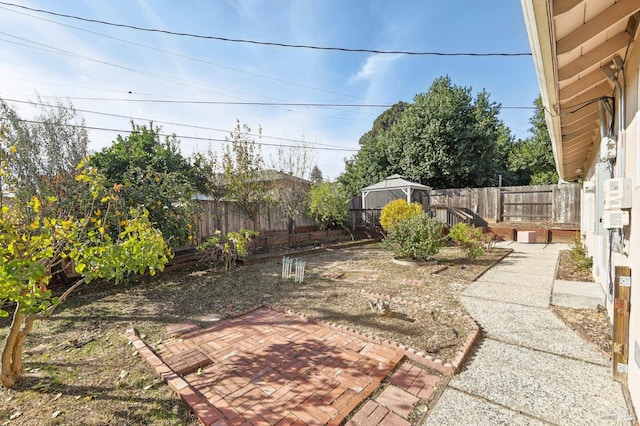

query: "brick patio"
(129, 307), (449, 425)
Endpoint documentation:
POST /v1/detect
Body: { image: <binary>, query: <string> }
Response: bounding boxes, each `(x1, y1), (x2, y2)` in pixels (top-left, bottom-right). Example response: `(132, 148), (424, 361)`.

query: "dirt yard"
(0, 243), (507, 425)
(553, 250), (612, 356)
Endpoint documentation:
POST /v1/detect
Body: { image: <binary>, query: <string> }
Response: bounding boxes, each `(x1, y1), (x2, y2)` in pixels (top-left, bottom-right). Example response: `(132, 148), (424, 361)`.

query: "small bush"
(569, 234), (592, 272)
(383, 213), (445, 261)
(448, 223), (487, 260)
(198, 229), (259, 270)
(379, 199), (423, 231)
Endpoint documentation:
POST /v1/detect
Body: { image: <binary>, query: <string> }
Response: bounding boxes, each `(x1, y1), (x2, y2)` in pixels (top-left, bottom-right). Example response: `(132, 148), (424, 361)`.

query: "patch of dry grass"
(0, 243), (506, 425)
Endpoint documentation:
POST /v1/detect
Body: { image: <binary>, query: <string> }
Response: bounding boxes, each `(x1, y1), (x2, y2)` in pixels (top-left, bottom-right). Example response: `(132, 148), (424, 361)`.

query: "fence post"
(496, 188), (503, 222)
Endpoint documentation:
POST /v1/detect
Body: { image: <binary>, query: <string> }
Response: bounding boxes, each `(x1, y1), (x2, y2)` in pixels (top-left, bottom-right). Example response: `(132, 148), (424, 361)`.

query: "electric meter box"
(604, 178), (632, 210)
(603, 210), (629, 229)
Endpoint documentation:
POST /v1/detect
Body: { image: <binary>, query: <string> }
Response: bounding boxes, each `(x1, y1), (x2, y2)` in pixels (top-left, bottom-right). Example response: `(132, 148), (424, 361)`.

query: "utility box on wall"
(603, 210), (630, 229)
(604, 178), (632, 210)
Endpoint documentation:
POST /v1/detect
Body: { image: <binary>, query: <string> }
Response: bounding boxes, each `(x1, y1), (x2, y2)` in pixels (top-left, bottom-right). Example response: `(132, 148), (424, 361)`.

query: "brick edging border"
(125, 327), (226, 424)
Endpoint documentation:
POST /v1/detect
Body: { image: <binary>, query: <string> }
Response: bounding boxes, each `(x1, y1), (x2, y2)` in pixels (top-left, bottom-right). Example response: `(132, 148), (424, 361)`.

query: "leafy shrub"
(379, 199), (423, 231)
(448, 223), (488, 260)
(569, 234), (592, 272)
(383, 213), (445, 261)
(199, 229), (259, 270)
(308, 181), (349, 230)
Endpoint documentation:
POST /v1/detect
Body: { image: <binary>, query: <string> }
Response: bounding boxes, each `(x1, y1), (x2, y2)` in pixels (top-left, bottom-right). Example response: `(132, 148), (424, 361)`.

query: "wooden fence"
(195, 200), (316, 244)
(428, 183), (580, 225)
(197, 183), (580, 244)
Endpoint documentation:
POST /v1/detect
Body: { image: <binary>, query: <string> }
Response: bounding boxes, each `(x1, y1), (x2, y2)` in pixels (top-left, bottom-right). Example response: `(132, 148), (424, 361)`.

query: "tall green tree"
(338, 102), (407, 195)
(91, 122), (212, 194)
(90, 123), (209, 248)
(508, 96), (558, 185)
(386, 77), (504, 188)
(493, 122), (528, 186)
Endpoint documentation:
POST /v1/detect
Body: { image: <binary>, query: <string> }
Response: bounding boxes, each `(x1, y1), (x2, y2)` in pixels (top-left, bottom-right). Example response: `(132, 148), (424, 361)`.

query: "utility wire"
(0, 1), (533, 57)
(0, 4), (372, 102)
(4, 98), (350, 149)
(5, 95), (535, 109)
(12, 119), (359, 152)
(0, 31), (372, 122)
(0, 32), (267, 102)
(0, 30), (383, 121)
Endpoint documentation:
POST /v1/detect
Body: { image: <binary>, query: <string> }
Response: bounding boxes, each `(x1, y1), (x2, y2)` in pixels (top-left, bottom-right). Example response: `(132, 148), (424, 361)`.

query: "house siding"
(581, 41), (640, 408)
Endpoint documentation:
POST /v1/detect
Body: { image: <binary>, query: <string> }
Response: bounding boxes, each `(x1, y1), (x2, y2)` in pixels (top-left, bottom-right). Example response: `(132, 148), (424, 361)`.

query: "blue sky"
(0, 0), (540, 179)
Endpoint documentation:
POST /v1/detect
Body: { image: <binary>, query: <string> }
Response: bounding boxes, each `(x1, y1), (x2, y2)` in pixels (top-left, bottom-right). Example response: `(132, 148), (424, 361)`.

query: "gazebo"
(360, 174), (431, 210)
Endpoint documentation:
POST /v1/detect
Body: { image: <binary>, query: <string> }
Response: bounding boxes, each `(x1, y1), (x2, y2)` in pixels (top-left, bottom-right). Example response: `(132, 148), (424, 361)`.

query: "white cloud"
(350, 54), (402, 83)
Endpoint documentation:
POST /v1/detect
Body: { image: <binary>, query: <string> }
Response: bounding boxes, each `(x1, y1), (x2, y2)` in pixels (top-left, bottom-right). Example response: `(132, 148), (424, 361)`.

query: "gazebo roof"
(360, 174), (431, 192)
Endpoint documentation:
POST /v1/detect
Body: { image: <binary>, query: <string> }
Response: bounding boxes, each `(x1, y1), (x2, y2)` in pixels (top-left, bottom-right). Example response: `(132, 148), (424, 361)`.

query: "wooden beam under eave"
(563, 154), (589, 170)
(564, 133), (596, 150)
(564, 154), (591, 168)
(558, 32), (629, 81)
(564, 153), (589, 165)
(559, 100), (599, 125)
(557, 0), (640, 55)
(564, 130), (595, 146)
(563, 125), (597, 143)
(554, 0), (583, 16)
(559, 69), (612, 101)
(561, 110), (599, 134)
(560, 83), (613, 111)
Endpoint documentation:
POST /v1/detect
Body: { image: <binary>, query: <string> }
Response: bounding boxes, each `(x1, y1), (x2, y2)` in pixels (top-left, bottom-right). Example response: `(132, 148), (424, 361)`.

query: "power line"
(0, 30), (381, 121)
(3, 98), (350, 149)
(0, 4), (372, 102)
(0, 32), (261, 101)
(5, 95), (535, 109)
(11, 119), (358, 152)
(0, 1), (533, 57)
(35, 98), (390, 107)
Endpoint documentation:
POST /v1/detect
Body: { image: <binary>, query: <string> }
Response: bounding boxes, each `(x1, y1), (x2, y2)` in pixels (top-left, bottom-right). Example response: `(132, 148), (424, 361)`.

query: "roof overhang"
(522, 0), (640, 180)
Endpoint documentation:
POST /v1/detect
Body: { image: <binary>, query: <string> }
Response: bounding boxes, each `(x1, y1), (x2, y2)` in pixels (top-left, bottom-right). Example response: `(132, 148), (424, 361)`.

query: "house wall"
(581, 41), (640, 410)
(625, 40), (640, 410)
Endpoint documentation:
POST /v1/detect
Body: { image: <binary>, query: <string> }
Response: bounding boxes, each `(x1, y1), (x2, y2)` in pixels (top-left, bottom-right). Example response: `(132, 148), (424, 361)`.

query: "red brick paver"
(153, 308), (403, 425)
(164, 347), (213, 375)
(375, 385), (418, 417)
(346, 400), (410, 426)
(389, 362), (441, 400)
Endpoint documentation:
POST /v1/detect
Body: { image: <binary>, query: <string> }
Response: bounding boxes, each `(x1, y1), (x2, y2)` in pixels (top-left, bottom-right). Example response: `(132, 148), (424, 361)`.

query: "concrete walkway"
(426, 242), (634, 425)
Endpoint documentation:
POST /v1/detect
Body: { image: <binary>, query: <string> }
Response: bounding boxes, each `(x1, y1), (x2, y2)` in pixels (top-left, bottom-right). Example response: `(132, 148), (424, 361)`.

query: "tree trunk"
(1, 306), (35, 388)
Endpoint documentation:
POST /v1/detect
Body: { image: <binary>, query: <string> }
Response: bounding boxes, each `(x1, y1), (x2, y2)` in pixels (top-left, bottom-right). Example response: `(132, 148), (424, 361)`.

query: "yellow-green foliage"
(380, 199), (423, 231)
(448, 223), (486, 260)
